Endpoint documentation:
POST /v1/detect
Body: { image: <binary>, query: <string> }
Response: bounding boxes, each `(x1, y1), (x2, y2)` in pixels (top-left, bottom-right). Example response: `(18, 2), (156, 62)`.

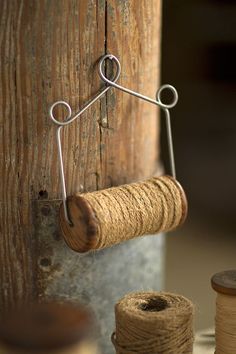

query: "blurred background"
(161, 0), (236, 330)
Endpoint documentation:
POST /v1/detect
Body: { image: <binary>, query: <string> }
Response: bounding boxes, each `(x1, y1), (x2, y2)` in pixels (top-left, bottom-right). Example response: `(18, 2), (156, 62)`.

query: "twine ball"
(112, 291), (194, 354)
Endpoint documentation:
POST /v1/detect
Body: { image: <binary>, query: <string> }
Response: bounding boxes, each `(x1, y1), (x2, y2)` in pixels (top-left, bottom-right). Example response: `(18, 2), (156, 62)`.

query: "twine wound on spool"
(112, 291), (194, 354)
(212, 270), (236, 354)
(60, 175), (187, 253)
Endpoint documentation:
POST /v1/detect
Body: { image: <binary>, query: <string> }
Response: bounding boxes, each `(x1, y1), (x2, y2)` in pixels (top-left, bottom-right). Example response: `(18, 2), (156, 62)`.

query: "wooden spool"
(211, 270), (236, 296)
(59, 176), (188, 253)
(211, 270), (236, 354)
(0, 303), (97, 354)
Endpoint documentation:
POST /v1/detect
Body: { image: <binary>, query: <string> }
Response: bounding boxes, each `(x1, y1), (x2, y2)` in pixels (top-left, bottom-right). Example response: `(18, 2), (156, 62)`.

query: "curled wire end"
(49, 100), (72, 126)
(156, 84), (178, 109)
(49, 55), (121, 128)
(98, 54), (121, 84)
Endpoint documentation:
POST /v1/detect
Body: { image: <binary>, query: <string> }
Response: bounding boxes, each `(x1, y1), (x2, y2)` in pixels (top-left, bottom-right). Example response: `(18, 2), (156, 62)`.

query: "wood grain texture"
(0, 0), (162, 309)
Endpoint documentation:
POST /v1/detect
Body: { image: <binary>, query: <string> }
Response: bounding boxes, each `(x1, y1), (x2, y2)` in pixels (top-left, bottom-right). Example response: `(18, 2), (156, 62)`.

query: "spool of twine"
(60, 175), (188, 252)
(112, 291), (194, 354)
(212, 270), (236, 354)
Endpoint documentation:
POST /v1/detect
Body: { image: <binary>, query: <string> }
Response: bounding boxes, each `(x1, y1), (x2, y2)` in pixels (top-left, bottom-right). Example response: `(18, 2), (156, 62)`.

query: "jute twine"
(112, 292), (194, 354)
(215, 293), (236, 354)
(79, 175), (186, 250)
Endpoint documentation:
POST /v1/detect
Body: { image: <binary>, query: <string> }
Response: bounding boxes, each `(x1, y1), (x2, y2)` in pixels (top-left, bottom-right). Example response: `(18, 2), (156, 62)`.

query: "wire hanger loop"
(98, 54), (178, 110)
(49, 54), (178, 225)
(49, 57), (121, 127)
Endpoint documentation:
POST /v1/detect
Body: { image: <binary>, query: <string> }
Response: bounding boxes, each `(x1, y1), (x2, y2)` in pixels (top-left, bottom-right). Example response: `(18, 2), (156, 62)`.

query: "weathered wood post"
(1, 1), (163, 352)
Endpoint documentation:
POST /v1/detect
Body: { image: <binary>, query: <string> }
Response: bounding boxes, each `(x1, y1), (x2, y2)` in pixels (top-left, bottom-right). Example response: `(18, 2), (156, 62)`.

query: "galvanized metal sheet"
(34, 200), (164, 353)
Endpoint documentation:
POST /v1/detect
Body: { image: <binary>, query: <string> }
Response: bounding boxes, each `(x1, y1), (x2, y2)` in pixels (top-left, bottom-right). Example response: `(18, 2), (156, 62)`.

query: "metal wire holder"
(49, 54), (178, 225)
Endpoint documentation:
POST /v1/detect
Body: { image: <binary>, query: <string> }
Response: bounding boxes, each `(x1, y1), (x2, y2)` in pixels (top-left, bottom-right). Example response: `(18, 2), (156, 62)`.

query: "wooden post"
(1, 1), (162, 352)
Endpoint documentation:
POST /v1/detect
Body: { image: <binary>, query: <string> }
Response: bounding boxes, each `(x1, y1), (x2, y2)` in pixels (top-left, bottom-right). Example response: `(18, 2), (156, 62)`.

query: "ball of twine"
(112, 292), (194, 354)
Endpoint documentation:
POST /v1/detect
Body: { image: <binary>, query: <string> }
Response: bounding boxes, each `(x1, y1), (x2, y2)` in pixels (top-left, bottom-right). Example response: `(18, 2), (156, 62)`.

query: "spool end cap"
(211, 270), (236, 296)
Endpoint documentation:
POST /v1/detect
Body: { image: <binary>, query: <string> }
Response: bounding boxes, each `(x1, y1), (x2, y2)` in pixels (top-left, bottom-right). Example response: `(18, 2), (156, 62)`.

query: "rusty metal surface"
(33, 200), (164, 354)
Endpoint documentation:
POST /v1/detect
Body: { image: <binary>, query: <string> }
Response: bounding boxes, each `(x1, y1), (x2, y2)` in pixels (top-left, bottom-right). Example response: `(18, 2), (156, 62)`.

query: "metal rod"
(164, 108), (176, 179)
(56, 126), (72, 224)
(98, 55), (178, 110)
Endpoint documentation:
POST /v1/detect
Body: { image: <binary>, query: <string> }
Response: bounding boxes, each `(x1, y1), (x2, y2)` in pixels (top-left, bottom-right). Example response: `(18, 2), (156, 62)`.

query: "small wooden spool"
(211, 270), (236, 354)
(211, 270), (236, 296)
(59, 175), (188, 253)
(0, 302), (97, 354)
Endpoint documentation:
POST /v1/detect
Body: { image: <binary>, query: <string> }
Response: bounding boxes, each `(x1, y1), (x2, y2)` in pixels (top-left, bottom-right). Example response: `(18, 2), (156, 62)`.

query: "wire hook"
(49, 57), (121, 127)
(98, 54), (178, 109)
(49, 54), (178, 225)
(98, 54), (178, 178)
